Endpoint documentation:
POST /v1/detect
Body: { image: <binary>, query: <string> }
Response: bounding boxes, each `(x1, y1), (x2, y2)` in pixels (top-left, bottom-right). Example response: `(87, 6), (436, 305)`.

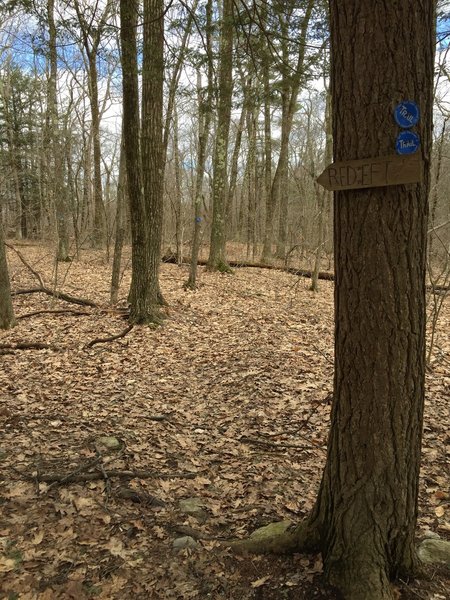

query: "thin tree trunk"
(261, 0), (315, 263)
(185, 22), (214, 291)
(173, 108), (183, 265)
(428, 118), (447, 257)
(0, 221), (15, 329)
(311, 87), (332, 292)
(110, 137), (127, 305)
(162, 0), (199, 172)
(226, 103), (247, 229)
(47, 0), (70, 262)
(88, 53), (105, 249)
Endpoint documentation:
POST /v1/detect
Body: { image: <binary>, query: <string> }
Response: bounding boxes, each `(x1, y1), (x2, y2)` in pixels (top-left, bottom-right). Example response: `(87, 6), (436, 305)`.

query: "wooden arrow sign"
(316, 154), (423, 191)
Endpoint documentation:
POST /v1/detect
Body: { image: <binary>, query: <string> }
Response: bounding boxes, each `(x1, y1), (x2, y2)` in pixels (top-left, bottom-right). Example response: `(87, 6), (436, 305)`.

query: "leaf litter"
(0, 244), (449, 599)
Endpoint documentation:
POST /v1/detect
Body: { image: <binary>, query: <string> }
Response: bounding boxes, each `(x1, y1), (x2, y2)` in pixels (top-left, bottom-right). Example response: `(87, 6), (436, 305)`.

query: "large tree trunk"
(141, 0), (165, 312)
(120, 0), (145, 320)
(232, 3), (435, 599)
(121, 0), (165, 323)
(207, 0), (234, 272)
(302, 2), (435, 598)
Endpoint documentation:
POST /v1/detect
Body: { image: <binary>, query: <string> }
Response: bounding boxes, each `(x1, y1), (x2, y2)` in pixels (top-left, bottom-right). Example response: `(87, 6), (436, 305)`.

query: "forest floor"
(1, 243), (449, 600)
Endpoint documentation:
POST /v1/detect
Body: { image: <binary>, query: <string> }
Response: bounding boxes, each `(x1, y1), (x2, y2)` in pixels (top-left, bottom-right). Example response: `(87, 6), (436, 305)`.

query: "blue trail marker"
(396, 131), (420, 155)
(394, 101), (420, 128)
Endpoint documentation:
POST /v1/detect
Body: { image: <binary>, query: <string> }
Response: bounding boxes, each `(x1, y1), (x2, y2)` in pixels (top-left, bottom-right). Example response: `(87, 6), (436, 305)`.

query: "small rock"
(249, 521), (292, 541)
(0, 448), (7, 461)
(96, 436), (121, 451)
(179, 498), (207, 522)
(418, 538), (450, 566)
(172, 536), (198, 550)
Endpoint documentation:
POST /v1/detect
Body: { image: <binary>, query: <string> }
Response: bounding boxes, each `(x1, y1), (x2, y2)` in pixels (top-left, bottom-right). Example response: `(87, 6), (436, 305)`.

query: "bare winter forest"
(0, 1), (449, 599)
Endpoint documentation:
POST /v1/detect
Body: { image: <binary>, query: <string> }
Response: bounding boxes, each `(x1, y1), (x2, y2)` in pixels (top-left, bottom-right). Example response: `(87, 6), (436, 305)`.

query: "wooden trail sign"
(316, 154), (423, 192)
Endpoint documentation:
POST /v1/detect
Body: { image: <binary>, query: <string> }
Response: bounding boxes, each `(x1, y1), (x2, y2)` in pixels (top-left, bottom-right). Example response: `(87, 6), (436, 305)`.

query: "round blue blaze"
(396, 131), (420, 155)
(195, 216), (202, 223)
(394, 101), (420, 128)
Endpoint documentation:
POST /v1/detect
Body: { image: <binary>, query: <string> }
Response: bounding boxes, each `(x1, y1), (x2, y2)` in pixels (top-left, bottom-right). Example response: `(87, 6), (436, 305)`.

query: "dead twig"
(240, 435), (326, 452)
(17, 309), (91, 320)
(85, 324), (134, 348)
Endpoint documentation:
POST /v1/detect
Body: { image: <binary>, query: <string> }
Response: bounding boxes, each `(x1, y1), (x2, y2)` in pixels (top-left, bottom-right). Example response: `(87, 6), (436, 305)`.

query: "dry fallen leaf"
(32, 529), (44, 545)
(251, 576), (271, 588)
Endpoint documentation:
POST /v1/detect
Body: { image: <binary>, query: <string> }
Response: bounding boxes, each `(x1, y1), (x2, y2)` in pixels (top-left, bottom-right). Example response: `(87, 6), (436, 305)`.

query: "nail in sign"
(316, 154), (423, 192)
(394, 101), (420, 128)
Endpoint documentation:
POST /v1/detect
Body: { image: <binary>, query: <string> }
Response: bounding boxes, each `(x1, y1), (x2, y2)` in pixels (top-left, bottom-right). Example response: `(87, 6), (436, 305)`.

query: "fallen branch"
(27, 469), (197, 485)
(17, 309), (91, 320)
(85, 324), (134, 348)
(11, 287), (98, 307)
(43, 455), (105, 491)
(5, 242), (45, 287)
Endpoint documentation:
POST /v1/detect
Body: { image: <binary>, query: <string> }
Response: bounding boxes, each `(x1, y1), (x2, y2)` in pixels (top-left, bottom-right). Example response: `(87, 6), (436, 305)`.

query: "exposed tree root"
(17, 309), (90, 320)
(205, 259), (234, 274)
(227, 518), (320, 556)
(85, 324), (134, 348)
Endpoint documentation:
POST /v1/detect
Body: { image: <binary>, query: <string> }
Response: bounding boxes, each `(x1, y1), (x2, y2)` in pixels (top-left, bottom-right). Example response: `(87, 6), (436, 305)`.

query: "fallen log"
(163, 255), (450, 293)
(27, 469), (197, 485)
(162, 255), (335, 281)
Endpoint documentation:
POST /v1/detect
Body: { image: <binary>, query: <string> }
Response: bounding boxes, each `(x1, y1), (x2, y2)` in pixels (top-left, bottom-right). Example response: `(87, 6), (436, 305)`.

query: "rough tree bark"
(306, 2), (434, 597)
(207, 0), (234, 272)
(141, 0), (165, 312)
(120, 0), (165, 323)
(120, 0), (145, 320)
(233, 3), (435, 599)
(0, 221), (15, 330)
